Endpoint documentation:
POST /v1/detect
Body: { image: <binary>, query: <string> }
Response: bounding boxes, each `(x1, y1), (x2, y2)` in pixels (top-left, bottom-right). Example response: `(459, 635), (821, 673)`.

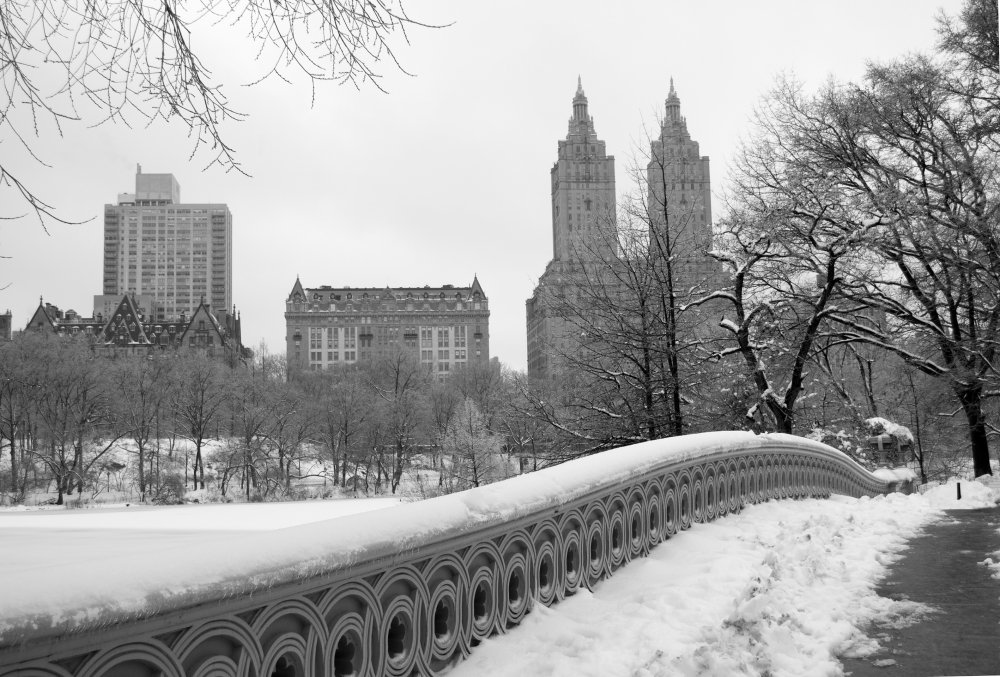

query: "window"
(437, 328), (449, 347)
(327, 327), (338, 349)
(438, 362), (450, 372)
(310, 327), (322, 349)
(456, 326), (467, 348)
(420, 328), (432, 348)
(438, 349), (449, 360)
(345, 327), (356, 349)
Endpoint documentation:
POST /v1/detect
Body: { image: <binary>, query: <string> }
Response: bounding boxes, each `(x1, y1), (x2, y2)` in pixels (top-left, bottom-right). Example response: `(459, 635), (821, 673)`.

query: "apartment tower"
(525, 78), (616, 379)
(647, 80), (721, 292)
(102, 166), (233, 321)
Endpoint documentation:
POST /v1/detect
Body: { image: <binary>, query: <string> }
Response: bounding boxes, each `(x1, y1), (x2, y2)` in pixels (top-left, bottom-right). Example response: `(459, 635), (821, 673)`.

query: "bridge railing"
(0, 432), (888, 677)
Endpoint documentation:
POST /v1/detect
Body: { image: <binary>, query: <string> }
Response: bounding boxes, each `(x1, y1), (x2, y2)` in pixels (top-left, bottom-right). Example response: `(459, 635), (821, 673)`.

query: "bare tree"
(688, 149), (875, 434)
(443, 397), (503, 490)
(31, 335), (120, 503)
(2, 0), (440, 224)
(115, 355), (173, 501)
(370, 349), (429, 494)
(174, 352), (228, 490)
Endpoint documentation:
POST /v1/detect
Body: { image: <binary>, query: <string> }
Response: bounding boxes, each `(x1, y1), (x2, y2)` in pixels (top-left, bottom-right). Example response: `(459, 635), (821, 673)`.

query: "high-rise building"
(285, 277), (490, 379)
(526, 78), (616, 380)
(647, 79), (722, 292)
(103, 166), (233, 321)
(0, 310), (11, 342)
(550, 77), (617, 264)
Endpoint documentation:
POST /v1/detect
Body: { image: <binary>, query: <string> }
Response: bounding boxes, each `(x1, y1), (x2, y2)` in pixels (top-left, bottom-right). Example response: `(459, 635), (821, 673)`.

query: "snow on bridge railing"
(0, 431), (887, 677)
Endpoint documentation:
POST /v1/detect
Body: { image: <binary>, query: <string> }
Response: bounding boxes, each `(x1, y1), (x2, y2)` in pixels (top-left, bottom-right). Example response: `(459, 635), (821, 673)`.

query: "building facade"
(285, 278), (490, 378)
(0, 311), (11, 342)
(526, 78), (616, 380)
(647, 80), (723, 293)
(103, 166), (233, 322)
(25, 295), (245, 361)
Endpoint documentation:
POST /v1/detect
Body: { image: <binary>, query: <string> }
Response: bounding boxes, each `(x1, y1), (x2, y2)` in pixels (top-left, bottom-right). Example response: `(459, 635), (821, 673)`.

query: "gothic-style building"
(526, 78), (723, 381)
(526, 78), (616, 380)
(25, 294), (247, 362)
(647, 79), (724, 293)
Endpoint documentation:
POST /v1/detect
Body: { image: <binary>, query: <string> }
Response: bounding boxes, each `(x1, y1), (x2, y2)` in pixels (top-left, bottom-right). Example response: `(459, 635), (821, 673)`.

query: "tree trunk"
(391, 441), (404, 494)
(138, 443), (146, 502)
(956, 384), (993, 477)
(8, 437), (18, 501)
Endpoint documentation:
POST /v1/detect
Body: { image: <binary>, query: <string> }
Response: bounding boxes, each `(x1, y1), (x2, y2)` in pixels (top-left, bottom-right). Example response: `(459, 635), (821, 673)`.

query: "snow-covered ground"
(450, 482), (999, 677)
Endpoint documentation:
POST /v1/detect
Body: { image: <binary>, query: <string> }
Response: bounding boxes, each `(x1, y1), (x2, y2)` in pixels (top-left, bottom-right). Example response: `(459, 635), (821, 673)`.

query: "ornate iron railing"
(0, 433), (887, 677)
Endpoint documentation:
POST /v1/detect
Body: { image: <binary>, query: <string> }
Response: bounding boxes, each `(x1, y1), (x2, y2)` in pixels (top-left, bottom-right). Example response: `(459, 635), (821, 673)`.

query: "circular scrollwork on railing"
(464, 541), (502, 645)
(728, 461), (741, 514)
(424, 553), (470, 673)
(713, 464), (728, 519)
(380, 595), (418, 676)
(175, 617), (264, 677)
(499, 530), (534, 628)
(644, 487), (662, 549)
(704, 466), (718, 522)
(625, 488), (646, 560)
(691, 469), (706, 524)
(583, 502), (611, 588)
(606, 496), (628, 571)
(322, 581), (382, 677)
(559, 510), (585, 596)
(376, 566), (431, 677)
(661, 475), (678, 537)
(676, 471), (693, 530)
(78, 642), (186, 677)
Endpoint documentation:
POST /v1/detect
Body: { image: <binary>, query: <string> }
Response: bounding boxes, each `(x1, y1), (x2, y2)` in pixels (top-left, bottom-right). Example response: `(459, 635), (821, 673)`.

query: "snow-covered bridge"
(0, 432), (889, 677)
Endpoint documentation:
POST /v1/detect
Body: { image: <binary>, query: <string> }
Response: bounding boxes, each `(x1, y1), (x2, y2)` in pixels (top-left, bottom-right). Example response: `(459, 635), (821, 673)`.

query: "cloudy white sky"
(2, 0), (962, 370)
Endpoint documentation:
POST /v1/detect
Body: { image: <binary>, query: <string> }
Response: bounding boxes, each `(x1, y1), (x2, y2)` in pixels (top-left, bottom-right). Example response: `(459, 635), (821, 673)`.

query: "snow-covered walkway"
(450, 482), (999, 677)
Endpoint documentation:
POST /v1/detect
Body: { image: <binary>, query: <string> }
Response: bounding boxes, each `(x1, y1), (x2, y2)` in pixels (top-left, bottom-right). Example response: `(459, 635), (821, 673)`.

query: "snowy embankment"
(0, 431), (868, 642)
(450, 482), (999, 677)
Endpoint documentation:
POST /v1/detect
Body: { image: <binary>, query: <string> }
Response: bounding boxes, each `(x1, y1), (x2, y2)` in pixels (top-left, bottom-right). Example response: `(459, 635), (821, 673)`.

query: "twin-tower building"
(526, 78), (719, 380)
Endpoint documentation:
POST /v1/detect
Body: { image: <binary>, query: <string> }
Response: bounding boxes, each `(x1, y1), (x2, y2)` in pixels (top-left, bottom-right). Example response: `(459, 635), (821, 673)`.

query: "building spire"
(572, 76), (589, 122)
(665, 76), (681, 122)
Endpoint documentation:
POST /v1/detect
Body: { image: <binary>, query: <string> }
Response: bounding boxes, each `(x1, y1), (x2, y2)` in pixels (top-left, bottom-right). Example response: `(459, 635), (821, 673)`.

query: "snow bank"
(978, 554), (1000, 580)
(0, 431), (880, 642)
(921, 478), (1000, 510)
(865, 417), (914, 445)
(872, 467), (917, 483)
(450, 494), (940, 677)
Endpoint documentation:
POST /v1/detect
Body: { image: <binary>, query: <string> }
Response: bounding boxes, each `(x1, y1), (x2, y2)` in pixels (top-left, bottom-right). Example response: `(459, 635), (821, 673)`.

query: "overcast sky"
(2, 0), (963, 370)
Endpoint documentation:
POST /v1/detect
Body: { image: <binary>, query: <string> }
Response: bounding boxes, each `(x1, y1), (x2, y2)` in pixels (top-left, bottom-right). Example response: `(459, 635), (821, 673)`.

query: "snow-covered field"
(450, 481), (999, 677)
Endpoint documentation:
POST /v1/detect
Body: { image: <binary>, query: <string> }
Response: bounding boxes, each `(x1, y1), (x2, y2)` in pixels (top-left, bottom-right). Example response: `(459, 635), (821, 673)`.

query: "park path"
(841, 503), (1000, 677)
